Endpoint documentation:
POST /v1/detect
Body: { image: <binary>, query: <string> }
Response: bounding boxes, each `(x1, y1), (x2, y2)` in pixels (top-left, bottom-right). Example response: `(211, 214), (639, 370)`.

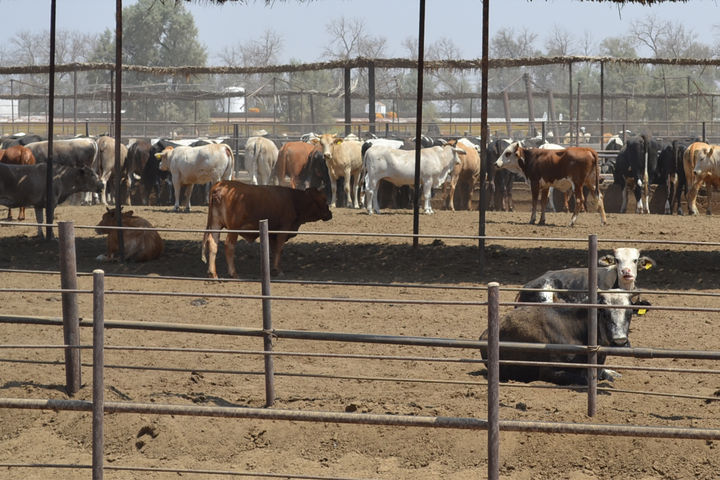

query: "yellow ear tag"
(644, 264), (652, 270)
(637, 309), (647, 315)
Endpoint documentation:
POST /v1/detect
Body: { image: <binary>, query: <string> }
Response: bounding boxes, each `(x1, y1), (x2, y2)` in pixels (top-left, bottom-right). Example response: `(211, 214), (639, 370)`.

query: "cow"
(271, 141), (323, 189)
(658, 139), (694, 215)
(0, 145), (36, 220)
(201, 181), (332, 278)
(360, 138), (412, 210)
(95, 208), (164, 262)
(0, 162), (103, 239)
(484, 138), (516, 211)
(155, 143), (234, 212)
(612, 134), (663, 214)
(443, 138), (480, 211)
(516, 247), (655, 304)
(688, 144), (720, 216)
(25, 137), (98, 167)
(120, 139), (152, 206)
(495, 142), (607, 226)
(313, 134), (364, 209)
(244, 136), (279, 185)
(363, 144), (465, 215)
(0, 133), (45, 149)
(94, 135), (128, 206)
(479, 290), (650, 385)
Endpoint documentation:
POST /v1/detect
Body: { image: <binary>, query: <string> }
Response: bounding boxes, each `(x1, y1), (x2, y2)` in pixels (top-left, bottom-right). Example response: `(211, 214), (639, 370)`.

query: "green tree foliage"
(89, 0), (208, 125)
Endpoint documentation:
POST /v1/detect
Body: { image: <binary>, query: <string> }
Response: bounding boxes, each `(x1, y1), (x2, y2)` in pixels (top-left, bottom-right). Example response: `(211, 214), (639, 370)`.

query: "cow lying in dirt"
(480, 290), (650, 385)
(95, 208), (164, 262)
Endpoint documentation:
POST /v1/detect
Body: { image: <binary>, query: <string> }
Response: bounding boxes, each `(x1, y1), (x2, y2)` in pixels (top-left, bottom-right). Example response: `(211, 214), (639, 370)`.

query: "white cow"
(244, 136), (278, 185)
(155, 143), (234, 212)
(689, 144), (720, 215)
(313, 133), (363, 208)
(364, 144), (465, 214)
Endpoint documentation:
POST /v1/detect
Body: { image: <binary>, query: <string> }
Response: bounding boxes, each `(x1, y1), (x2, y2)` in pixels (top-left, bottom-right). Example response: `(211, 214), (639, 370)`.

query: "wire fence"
(1, 220), (719, 479)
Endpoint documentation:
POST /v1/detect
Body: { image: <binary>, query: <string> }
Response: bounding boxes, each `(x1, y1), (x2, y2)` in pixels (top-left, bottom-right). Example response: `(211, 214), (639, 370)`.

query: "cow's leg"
(365, 178), (378, 214)
(593, 188), (608, 226)
(620, 182), (629, 213)
(270, 234), (289, 275)
(17, 207), (26, 221)
(688, 179), (701, 215)
(538, 187), (550, 225)
(422, 180), (434, 214)
(4, 208), (13, 221)
(569, 183), (584, 227)
(202, 229), (221, 279)
(547, 186), (556, 212)
(352, 172), (363, 209)
(172, 180), (182, 212)
(529, 183), (539, 224)
(184, 184), (194, 212)
(34, 207), (45, 239)
(328, 172), (338, 208)
(447, 174), (458, 211)
(706, 184), (713, 215)
(224, 232), (239, 278)
(343, 168), (353, 208)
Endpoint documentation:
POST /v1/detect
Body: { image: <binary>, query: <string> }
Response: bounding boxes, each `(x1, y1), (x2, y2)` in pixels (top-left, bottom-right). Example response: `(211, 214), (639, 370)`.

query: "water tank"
(223, 86), (245, 113)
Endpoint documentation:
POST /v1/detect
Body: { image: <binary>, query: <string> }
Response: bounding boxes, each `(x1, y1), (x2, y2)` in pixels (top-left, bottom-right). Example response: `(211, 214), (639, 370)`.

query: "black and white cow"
(479, 290), (651, 385)
(484, 138), (517, 211)
(612, 134), (663, 214)
(0, 162), (103, 238)
(516, 247), (655, 304)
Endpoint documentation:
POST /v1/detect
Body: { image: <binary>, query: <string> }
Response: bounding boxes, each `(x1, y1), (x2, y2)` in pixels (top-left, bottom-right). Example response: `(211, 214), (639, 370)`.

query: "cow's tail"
(223, 144), (235, 180)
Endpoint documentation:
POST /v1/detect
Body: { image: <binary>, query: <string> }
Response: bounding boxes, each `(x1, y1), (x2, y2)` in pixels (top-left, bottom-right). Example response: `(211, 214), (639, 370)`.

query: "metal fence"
(1, 220), (720, 479)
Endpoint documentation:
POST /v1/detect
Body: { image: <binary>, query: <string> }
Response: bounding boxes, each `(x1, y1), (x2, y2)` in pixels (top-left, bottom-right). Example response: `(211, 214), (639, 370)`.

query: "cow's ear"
(598, 254), (616, 266)
(310, 138), (319, 145)
(638, 256), (655, 270)
(630, 294), (651, 315)
(154, 152), (163, 159)
(334, 137), (343, 145)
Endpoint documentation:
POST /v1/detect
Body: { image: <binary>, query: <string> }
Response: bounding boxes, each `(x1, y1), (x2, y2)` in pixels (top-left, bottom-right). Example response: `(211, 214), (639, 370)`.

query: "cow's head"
(304, 187), (333, 222)
(495, 142), (525, 175)
(694, 146), (716, 177)
(154, 146), (174, 171)
(315, 134), (341, 161)
(95, 207), (134, 235)
(598, 291), (651, 347)
(599, 247), (655, 290)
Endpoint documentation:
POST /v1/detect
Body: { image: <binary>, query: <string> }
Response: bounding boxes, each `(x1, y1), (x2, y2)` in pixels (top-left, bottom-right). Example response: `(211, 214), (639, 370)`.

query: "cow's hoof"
(599, 368), (622, 381)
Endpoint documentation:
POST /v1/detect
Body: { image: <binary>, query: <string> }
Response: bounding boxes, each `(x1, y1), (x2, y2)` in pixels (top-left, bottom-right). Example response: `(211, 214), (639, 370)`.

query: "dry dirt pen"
(1, 202), (720, 480)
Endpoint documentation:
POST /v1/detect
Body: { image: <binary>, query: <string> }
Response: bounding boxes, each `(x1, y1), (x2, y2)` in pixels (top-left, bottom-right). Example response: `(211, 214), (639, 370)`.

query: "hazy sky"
(1, 0), (719, 63)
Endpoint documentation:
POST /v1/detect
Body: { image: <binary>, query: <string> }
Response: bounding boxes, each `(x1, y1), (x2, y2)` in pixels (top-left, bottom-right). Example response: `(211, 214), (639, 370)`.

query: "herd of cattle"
(0, 129), (712, 387)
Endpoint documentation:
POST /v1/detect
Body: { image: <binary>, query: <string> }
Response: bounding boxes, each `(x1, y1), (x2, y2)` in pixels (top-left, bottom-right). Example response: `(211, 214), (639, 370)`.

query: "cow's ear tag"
(637, 309), (647, 315)
(644, 263), (652, 270)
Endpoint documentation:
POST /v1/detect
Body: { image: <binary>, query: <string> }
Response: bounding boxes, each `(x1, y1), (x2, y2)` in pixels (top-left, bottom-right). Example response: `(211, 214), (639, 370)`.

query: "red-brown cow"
(0, 145), (36, 220)
(271, 141), (323, 189)
(201, 181), (332, 278)
(95, 209), (164, 262)
(496, 142), (607, 226)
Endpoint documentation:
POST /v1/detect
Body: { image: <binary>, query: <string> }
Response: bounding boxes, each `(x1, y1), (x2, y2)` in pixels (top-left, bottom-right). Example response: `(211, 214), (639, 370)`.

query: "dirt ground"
(1, 184), (719, 480)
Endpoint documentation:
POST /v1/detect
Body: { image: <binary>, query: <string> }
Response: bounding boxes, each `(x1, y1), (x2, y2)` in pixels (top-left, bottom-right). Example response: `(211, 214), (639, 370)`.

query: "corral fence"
(2, 55), (720, 146)
(1, 220), (720, 479)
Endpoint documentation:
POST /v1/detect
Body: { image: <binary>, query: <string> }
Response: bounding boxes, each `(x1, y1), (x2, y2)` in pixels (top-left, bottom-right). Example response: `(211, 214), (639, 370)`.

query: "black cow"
(25, 138), (98, 168)
(660, 138), (696, 215)
(0, 162), (103, 238)
(484, 138), (517, 211)
(0, 134), (45, 149)
(612, 134), (663, 214)
(141, 139), (179, 205)
(479, 290), (650, 385)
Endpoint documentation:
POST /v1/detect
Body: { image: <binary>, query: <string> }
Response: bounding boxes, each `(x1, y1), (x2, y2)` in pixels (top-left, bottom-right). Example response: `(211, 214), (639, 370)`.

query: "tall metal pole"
(59, 222), (81, 395)
(568, 64), (573, 144)
(92, 269), (105, 480)
(45, 0), (56, 240)
(600, 62), (605, 150)
(523, 73), (536, 136)
(344, 67), (352, 137)
(587, 234), (598, 417)
(412, 0), (426, 249)
(259, 220), (275, 407)
(114, 0), (124, 259)
(479, 0), (489, 257)
(575, 81), (581, 146)
(487, 282), (500, 480)
(368, 62), (376, 134)
(10, 79), (14, 128)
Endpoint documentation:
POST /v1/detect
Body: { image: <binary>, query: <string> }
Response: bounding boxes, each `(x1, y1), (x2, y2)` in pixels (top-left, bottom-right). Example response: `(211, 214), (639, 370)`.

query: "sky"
(0, 0), (719, 63)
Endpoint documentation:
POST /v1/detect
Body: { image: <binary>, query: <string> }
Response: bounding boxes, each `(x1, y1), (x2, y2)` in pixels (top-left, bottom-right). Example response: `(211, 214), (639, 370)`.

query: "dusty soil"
(1, 184), (720, 480)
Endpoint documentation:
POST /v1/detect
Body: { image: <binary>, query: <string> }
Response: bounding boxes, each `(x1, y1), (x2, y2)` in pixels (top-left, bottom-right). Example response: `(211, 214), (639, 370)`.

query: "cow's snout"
(612, 336), (629, 346)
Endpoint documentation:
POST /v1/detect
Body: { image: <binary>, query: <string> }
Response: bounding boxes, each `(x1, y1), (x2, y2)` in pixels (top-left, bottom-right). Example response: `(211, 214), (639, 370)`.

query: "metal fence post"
(92, 269), (105, 480)
(259, 220), (275, 407)
(587, 234), (598, 417)
(487, 282), (500, 480)
(58, 221), (81, 395)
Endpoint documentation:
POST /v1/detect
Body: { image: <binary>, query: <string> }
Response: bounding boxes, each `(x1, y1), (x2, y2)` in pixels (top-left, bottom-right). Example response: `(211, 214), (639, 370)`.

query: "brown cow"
(0, 145), (36, 220)
(443, 138), (480, 211)
(271, 141), (322, 189)
(201, 181), (332, 278)
(496, 142), (607, 226)
(95, 208), (164, 262)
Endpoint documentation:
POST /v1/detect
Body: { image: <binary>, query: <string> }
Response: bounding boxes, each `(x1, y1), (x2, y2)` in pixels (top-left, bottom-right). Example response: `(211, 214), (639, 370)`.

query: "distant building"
(0, 99), (19, 120)
(222, 87), (245, 114)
